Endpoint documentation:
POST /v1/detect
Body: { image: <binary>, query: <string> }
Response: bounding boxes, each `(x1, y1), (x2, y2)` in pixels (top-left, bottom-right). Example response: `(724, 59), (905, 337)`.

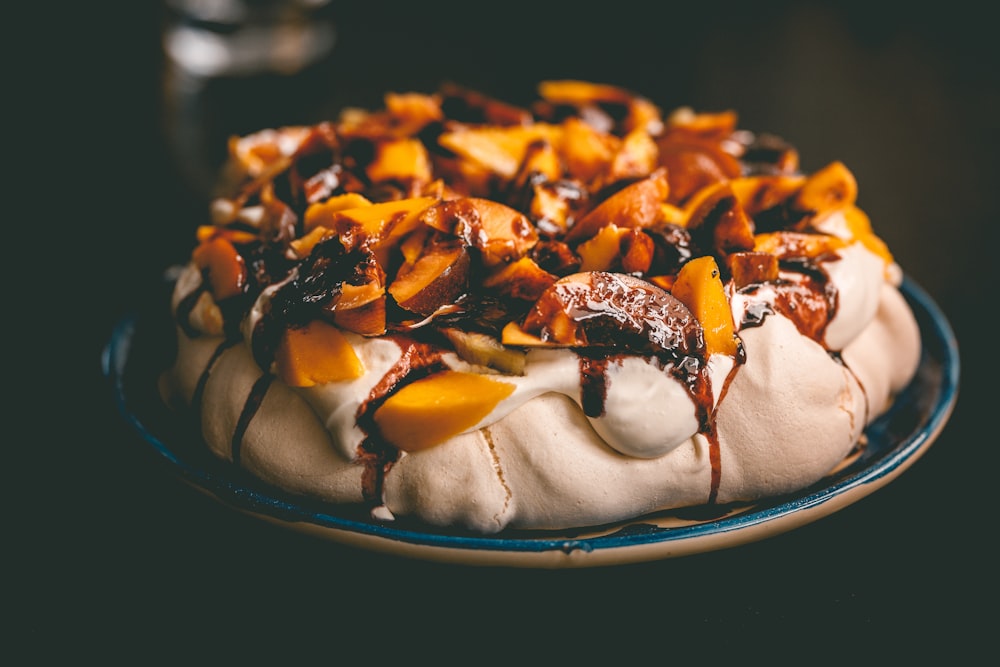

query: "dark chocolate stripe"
(192, 339), (239, 426)
(231, 374), (274, 466)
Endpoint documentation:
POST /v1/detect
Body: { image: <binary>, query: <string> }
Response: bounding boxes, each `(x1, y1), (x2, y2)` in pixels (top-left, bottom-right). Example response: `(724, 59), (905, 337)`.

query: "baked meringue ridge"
(158, 80), (921, 535)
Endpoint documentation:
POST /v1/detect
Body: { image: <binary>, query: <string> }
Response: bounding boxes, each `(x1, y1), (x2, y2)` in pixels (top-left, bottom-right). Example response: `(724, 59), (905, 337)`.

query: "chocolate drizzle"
(231, 373), (274, 466)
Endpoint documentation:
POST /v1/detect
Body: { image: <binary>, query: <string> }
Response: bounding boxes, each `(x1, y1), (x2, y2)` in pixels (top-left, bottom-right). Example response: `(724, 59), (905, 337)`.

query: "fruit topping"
(373, 370), (516, 451)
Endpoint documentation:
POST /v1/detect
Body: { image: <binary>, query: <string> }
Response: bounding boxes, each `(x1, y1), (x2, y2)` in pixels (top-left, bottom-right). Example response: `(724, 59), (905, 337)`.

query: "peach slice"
(794, 161), (857, 213)
(536, 80), (663, 134)
(419, 197), (538, 266)
(192, 236), (247, 301)
(576, 224), (628, 272)
(683, 181), (756, 256)
(195, 225), (258, 245)
(842, 205), (894, 267)
(388, 241), (471, 316)
(275, 320), (364, 387)
(365, 138), (432, 186)
(305, 196), (437, 245)
(603, 127), (659, 186)
(519, 272), (704, 359)
(373, 370), (516, 451)
(565, 168), (670, 243)
(332, 295), (387, 336)
(438, 124), (563, 179)
(753, 231), (847, 260)
(481, 256), (558, 302)
(560, 117), (617, 184)
(729, 174), (806, 216)
(671, 256), (739, 357)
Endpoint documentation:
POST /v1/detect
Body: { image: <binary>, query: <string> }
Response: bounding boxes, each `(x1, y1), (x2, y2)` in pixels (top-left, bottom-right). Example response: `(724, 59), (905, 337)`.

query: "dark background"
(21, 0), (997, 661)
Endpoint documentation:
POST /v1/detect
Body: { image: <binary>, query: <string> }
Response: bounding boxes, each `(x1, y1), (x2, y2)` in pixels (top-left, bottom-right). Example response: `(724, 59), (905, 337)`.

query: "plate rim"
(103, 275), (960, 568)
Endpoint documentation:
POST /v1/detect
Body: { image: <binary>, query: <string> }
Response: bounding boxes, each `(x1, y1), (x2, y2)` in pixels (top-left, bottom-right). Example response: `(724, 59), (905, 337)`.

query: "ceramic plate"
(103, 275), (959, 568)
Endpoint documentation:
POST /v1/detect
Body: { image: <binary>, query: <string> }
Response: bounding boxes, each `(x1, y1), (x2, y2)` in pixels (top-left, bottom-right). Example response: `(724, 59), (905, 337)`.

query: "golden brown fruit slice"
(671, 256), (739, 357)
(565, 168), (670, 243)
(684, 182), (756, 256)
(332, 295), (387, 336)
(753, 231), (847, 259)
(794, 161), (857, 213)
(275, 320), (364, 387)
(519, 271), (704, 360)
(192, 236), (247, 301)
(481, 256), (558, 302)
(419, 197), (539, 266)
(438, 124), (563, 179)
(388, 241), (471, 317)
(373, 370), (516, 451)
(305, 196), (438, 247)
(365, 138), (433, 187)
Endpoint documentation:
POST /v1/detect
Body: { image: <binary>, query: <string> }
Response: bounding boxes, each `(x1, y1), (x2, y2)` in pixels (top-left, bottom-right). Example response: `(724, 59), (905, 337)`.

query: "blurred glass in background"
(160, 0), (338, 202)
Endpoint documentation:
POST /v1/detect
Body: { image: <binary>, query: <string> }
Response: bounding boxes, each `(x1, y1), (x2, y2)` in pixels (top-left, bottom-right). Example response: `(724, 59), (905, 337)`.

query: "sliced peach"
(684, 181), (756, 256)
(576, 223), (627, 272)
(388, 241), (471, 316)
(512, 138), (562, 188)
(794, 161), (857, 213)
(536, 80), (663, 134)
(306, 195), (435, 240)
(566, 168), (670, 242)
(842, 205), (894, 266)
(520, 272), (704, 359)
(657, 131), (741, 205)
(384, 91), (443, 134)
(289, 226), (336, 259)
(303, 193), (374, 232)
(192, 236), (246, 301)
(729, 174), (806, 216)
(560, 116), (617, 184)
(332, 295), (386, 336)
(481, 256), (558, 302)
(275, 320), (364, 387)
(196, 225), (258, 245)
(500, 320), (553, 347)
(336, 281), (385, 310)
(366, 138), (432, 186)
(373, 370), (516, 451)
(603, 127), (659, 186)
(671, 256), (739, 357)
(753, 231), (847, 259)
(438, 124), (563, 179)
(419, 197), (538, 266)
(620, 228), (655, 274)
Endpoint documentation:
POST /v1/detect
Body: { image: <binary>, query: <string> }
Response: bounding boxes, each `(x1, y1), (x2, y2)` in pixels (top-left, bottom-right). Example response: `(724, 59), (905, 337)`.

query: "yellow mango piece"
(303, 193), (373, 231)
(795, 161), (857, 213)
(843, 205), (894, 267)
(289, 226), (336, 259)
(671, 256), (738, 357)
(374, 371), (516, 451)
(577, 224), (626, 271)
(366, 138), (432, 185)
(276, 320), (364, 388)
(438, 124), (563, 178)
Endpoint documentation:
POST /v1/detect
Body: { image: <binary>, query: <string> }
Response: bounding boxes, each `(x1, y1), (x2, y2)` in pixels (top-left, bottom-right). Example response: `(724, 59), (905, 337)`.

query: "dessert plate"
(103, 275), (959, 568)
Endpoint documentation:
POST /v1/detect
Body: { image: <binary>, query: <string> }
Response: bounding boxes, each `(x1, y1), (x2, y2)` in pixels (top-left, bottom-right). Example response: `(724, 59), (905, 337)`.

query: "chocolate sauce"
(231, 373), (273, 466)
(353, 337), (447, 506)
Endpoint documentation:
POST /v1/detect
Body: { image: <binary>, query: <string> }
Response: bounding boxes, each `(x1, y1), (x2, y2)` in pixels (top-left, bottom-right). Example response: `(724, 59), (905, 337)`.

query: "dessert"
(159, 80), (921, 534)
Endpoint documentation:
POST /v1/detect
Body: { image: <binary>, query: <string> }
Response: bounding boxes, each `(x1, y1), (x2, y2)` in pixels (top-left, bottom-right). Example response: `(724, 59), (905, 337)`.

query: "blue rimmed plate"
(102, 275), (959, 568)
